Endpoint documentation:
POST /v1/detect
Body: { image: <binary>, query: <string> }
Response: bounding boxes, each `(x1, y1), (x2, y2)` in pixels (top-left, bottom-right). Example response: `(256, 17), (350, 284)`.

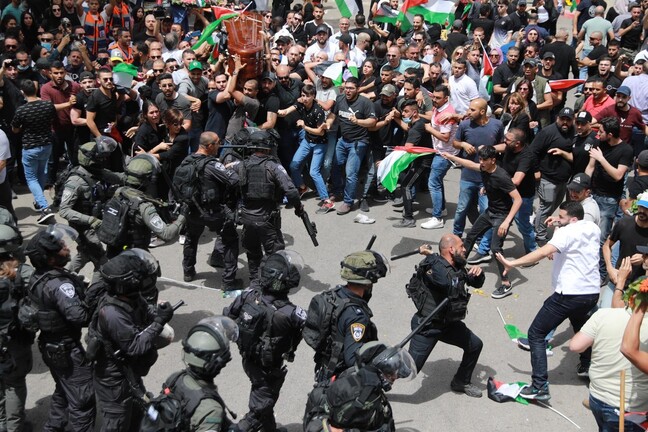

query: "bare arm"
(621, 305), (648, 374)
(86, 111), (101, 138)
(569, 331), (594, 353)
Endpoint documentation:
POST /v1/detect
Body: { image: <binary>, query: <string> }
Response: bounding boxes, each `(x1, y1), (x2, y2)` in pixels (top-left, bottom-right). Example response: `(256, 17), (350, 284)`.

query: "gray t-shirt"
(225, 96), (260, 141)
(178, 76), (209, 126)
(155, 92), (193, 122)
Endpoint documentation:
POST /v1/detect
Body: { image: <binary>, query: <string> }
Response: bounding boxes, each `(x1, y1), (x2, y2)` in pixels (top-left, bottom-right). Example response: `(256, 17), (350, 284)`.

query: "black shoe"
(360, 198), (370, 212)
(208, 254), (225, 268)
(33, 201), (41, 210)
(392, 197), (404, 207)
(223, 278), (244, 291)
(450, 380), (482, 398)
(183, 268), (196, 282)
(467, 252), (491, 264)
(577, 362), (590, 378)
(393, 218), (416, 228)
(372, 195), (389, 203)
(520, 383), (551, 401)
(491, 283), (513, 299)
(37, 208), (55, 225)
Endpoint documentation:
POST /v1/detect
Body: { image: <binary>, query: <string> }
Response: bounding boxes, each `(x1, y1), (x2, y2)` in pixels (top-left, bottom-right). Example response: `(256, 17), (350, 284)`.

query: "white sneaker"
(421, 217), (444, 229)
(179, 235), (186, 245)
(425, 208), (448, 217)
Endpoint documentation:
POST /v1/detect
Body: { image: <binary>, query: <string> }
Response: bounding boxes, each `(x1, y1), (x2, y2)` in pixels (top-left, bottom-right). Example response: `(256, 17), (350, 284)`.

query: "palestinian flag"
(487, 377), (530, 405)
(322, 62), (345, 86)
(335, 0), (359, 18)
(191, 7), (238, 51)
(373, 2), (399, 25)
(377, 146), (435, 192)
(548, 79), (586, 91)
(479, 48), (494, 101)
(497, 307), (527, 343)
(398, 0), (455, 31)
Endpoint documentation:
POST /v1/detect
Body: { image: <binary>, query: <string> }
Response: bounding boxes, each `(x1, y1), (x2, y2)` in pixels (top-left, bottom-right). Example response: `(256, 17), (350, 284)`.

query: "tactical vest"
(29, 269), (81, 335)
(0, 277), (16, 335)
(165, 371), (231, 431)
(83, 12), (108, 56)
(112, 186), (162, 250)
(239, 156), (277, 203)
(70, 167), (104, 219)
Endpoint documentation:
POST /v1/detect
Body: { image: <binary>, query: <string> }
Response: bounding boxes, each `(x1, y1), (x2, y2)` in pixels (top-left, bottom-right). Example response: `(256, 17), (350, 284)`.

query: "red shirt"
(582, 94), (615, 120)
(595, 104), (645, 144)
(40, 80), (81, 129)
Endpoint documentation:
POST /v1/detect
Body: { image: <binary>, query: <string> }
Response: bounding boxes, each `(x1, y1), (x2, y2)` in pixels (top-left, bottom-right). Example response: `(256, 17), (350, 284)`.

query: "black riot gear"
(25, 224), (78, 269)
(100, 248), (160, 296)
(259, 250), (304, 294)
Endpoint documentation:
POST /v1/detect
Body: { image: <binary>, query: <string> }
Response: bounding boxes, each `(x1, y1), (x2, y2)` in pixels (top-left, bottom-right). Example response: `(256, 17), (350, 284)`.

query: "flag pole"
(497, 307), (507, 326)
(620, 369), (626, 432)
(476, 35), (493, 71)
(535, 401), (582, 430)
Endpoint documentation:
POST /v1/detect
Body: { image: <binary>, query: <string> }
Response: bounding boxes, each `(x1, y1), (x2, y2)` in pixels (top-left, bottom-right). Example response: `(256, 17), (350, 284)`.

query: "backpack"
(52, 166), (96, 208)
(405, 256), (436, 316)
(325, 368), (391, 431)
(98, 189), (135, 247)
(303, 287), (358, 353)
(229, 290), (278, 366)
(172, 155), (217, 209)
(140, 371), (232, 432)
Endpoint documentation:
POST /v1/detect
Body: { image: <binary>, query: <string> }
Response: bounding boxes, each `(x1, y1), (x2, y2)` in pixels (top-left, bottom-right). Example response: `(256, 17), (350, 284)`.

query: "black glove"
(154, 301), (174, 324)
(294, 204), (305, 217)
(180, 203), (189, 216)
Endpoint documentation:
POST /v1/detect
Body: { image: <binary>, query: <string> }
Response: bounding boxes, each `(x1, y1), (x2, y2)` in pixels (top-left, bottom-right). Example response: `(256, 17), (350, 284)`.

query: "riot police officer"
(59, 136), (122, 279)
(407, 234), (485, 398)
(225, 250), (307, 432)
(179, 131), (240, 289)
(234, 130), (304, 282)
(91, 248), (175, 431)
(324, 342), (416, 432)
(144, 316), (239, 431)
(99, 153), (186, 258)
(24, 224), (95, 432)
(0, 223), (33, 432)
(304, 250), (389, 382)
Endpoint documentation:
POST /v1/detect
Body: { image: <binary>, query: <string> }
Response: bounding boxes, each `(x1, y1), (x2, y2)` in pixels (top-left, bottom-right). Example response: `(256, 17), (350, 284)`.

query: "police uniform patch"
(295, 306), (307, 321)
(150, 215), (164, 231)
(277, 165), (288, 176)
(584, 143), (592, 152)
(59, 283), (76, 298)
(350, 323), (365, 342)
(61, 189), (73, 203)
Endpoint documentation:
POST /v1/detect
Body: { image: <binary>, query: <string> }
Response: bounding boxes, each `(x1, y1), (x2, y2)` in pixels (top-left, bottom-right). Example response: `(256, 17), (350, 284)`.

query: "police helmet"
(100, 248), (161, 296)
(259, 250), (304, 294)
(340, 250), (389, 285)
(182, 316), (239, 379)
(249, 129), (278, 150)
(125, 153), (161, 188)
(78, 136), (118, 168)
(356, 341), (417, 384)
(25, 224), (78, 269)
(0, 224), (22, 254)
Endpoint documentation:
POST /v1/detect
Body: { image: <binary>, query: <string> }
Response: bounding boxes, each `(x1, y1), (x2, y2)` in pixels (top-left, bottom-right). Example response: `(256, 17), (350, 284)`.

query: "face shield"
(197, 316), (239, 344)
(373, 346), (417, 383)
(368, 250), (391, 278)
(46, 223), (79, 248)
(274, 250), (304, 274)
(95, 136), (119, 156)
(122, 248), (161, 276)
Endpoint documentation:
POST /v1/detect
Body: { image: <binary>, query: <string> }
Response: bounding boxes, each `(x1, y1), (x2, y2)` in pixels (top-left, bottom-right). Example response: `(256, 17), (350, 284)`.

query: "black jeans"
(238, 360), (287, 432)
(241, 215), (285, 282)
(408, 315), (483, 384)
(528, 292), (599, 389)
(463, 211), (509, 282)
(400, 156), (432, 220)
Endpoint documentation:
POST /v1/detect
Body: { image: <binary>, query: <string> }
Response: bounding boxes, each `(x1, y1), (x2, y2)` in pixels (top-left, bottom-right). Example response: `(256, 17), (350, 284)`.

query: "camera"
(71, 33), (84, 42)
(152, 6), (165, 19)
(61, 17), (71, 30)
(97, 57), (108, 66)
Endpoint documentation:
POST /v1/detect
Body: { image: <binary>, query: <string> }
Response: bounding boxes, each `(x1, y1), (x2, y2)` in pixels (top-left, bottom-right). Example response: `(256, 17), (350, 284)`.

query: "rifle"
(301, 210), (319, 247)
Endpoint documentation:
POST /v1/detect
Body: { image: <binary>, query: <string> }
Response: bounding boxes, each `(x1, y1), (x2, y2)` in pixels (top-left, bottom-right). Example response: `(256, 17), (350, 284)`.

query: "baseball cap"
(522, 58), (537, 67)
(433, 39), (448, 50)
(452, 19), (463, 29)
(559, 107), (575, 119)
(261, 71), (277, 81)
(316, 24), (328, 34)
(188, 60), (203, 71)
(380, 84), (397, 97)
(635, 51), (648, 64)
(276, 35), (292, 45)
(616, 85), (631, 96)
(79, 71), (95, 82)
(518, 0), (527, 6)
(542, 52), (555, 60)
(575, 111), (592, 123)
(339, 33), (353, 45)
(637, 150), (648, 168)
(637, 194), (648, 210)
(110, 49), (124, 63)
(566, 173), (591, 192)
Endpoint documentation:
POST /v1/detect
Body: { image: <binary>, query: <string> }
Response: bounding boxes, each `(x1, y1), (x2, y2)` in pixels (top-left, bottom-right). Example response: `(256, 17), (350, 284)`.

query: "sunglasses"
(102, 77), (113, 82)
(153, 68), (164, 73)
(413, 38), (423, 42)
(52, 7), (61, 11)
(151, 55), (161, 59)
(4, 45), (17, 49)
(277, 76), (290, 80)
(41, 38), (52, 42)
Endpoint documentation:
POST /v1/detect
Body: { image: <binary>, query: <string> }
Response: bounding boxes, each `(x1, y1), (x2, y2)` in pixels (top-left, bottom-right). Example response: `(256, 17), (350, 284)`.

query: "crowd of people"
(0, 0), (648, 429)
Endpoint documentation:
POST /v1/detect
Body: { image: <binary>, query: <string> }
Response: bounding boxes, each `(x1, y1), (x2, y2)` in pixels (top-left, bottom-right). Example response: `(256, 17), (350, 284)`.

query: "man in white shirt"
(448, 59), (479, 115)
(496, 201), (601, 402)
(304, 26), (338, 62)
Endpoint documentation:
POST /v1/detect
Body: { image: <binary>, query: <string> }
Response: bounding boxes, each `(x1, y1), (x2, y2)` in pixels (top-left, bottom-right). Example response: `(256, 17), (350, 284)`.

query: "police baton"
(390, 244), (433, 261)
(171, 300), (186, 311)
(396, 298), (450, 349)
(365, 234), (377, 250)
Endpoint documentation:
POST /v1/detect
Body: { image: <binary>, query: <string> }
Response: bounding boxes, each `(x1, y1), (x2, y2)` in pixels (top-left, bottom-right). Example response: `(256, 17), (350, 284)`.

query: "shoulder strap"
(72, 166), (96, 188)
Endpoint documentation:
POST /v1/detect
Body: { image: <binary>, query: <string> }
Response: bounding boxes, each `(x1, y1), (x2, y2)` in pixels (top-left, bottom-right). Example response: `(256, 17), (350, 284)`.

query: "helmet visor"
(130, 152), (162, 173)
(95, 136), (119, 155)
(275, 250), (304, 273)
(46, 223), (78, 245)
(123, 248), (161, 276)
(375, 347), (417, 383)
(197, 316), (239, 343)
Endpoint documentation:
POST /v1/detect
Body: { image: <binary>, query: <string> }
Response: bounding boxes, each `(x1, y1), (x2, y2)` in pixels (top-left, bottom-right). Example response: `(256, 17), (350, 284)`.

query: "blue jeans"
(23, 144), (52, 210)
(528, 292), (598, 389)
(453, 179), (488, 237)
(334, 138), (368, 205)
(428, 155), (452, 218)
(289, 139), (328, 201)
(321, 130), (338, 182)
(515, 196), (538, 253)
(589, 394), (645, 432)
(593, 194), (619, 280)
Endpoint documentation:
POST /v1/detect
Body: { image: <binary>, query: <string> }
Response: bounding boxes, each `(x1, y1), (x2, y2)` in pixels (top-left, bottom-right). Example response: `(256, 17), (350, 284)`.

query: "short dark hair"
(20, 79), (36, 96)
(508, 128), (526, 145)
(50, 60), (64, 69)
(608, 39), (621, 48)
(478, 145), (497, 160)
(401, 99), (419, 111)
(135, 42), (149, 55)
(301, 83), (316, 97)
(560, 201), (584, 220)
(433, 84), (450, 97)
(600, 116), (621, 138)
(157, 72), (174, 83)
(345, 77), (359, 87)
(355, 13), (365, 25)
(404, 77), (421, 88)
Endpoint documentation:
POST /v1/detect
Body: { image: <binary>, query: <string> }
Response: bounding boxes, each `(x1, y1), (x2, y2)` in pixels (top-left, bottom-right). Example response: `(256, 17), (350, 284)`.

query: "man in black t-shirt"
(86, 68), (120, 138)
(571, 111), (599, 176)
(585, 116), (634, 246)
(393, 100), (432, 228)
(619, 4), (643, 53)
(629, 150), (648, 199)
(325, 77), (377, 215)
(492, 46), (522, 106)
(443, 145), (523, 299)
(500, 128), (538, 254)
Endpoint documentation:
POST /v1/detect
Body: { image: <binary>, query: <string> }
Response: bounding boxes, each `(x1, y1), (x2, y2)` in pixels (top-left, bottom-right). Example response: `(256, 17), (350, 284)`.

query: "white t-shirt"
(448, 74), (479, 115)
(304, 40), (338, 63)
(0, 130), (10, 184)
(581, 308), (648, 411)
(548, 220), (601, 295)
